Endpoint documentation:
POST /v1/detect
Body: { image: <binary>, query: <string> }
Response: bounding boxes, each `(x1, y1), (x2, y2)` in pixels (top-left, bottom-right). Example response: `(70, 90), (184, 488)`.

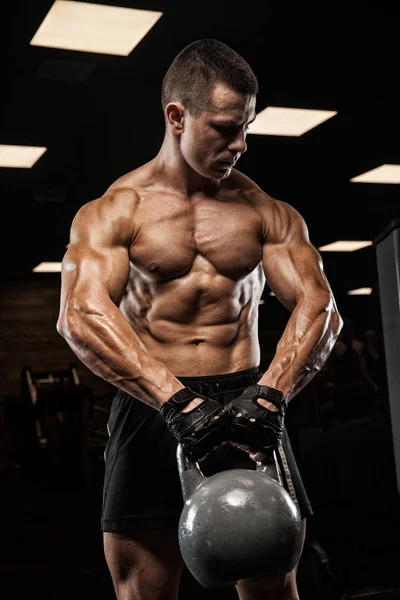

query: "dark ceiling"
(1, 0), (399, 331)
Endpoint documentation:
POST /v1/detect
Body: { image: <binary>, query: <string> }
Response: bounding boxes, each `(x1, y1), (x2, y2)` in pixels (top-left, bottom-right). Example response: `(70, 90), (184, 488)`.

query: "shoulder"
(229, 169), (309, 244)
(77, 161), (146, 220)
(73, 185), (140, 222)
(75, 161), (151, 221)
(70, 185), (141, 246)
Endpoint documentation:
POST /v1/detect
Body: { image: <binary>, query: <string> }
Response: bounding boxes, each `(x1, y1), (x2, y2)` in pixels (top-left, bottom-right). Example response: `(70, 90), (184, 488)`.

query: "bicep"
(262, 241), (332, 312)
(59, 198), (133, 312)
(258, 197), (332, 311)
(60, 243), (130, 310)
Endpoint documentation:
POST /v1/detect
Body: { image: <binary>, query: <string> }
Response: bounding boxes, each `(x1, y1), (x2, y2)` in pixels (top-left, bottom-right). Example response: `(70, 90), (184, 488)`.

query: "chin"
(210, 164), (232, 180)
(210, 172), (229, 182)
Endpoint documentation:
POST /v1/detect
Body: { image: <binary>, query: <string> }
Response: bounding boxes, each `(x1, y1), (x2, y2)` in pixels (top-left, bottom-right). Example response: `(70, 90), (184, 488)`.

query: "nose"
(228, 129), (247, 155)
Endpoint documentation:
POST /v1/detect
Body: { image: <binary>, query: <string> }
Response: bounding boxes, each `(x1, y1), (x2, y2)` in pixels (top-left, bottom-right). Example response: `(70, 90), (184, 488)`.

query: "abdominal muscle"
(140, 323), (260, 377)
(120, 273), (262, 377)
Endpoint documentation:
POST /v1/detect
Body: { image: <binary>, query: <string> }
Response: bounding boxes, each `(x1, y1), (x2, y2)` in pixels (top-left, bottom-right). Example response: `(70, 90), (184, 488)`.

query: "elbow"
(56, 311), (67, 337)
(56, 307), (82, 342)
(328, 302), (343, 341)
(56, 318), (64, 337)
(56, 318), (69, 339)
(335, 311), (344, 337)
(314, 290), (343, 341)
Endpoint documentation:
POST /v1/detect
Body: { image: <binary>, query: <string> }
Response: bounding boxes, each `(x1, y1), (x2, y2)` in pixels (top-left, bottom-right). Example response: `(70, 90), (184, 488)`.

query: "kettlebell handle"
(256, 449), (284, 486)
(176, 443), (284, 502)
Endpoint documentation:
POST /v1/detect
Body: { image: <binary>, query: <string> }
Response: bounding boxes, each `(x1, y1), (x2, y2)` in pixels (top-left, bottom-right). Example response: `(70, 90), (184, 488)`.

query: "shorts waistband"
(177, 366), (261, 394)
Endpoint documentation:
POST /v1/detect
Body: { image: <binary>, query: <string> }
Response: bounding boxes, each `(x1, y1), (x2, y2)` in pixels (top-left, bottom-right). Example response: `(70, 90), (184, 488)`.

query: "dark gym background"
(1, 1), (400, 599)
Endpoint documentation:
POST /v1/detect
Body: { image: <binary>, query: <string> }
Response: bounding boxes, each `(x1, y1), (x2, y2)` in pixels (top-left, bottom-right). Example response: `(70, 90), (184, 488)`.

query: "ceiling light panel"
(347, 288), (372, 295)
(0, 145), (47, 168)
(33, 262), (62, 272)
(318, 241), (373, 252)
(249, 107), (337, 136)
(30, 1), (163, 56)
(350, 164), (400, 183)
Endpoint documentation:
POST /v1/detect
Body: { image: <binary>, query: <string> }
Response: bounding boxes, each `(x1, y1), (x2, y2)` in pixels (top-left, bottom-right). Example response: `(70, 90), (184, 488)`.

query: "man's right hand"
(159, 388), (229, 462)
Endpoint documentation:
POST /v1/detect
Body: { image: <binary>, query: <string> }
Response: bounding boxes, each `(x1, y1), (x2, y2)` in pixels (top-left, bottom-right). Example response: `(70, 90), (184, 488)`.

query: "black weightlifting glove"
(159, 388), (230, 462)
(223, 384), (287, 454)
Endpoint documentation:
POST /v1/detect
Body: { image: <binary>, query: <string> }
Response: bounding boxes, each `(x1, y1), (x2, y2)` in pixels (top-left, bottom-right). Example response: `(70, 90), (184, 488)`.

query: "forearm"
(258, 296), (342, 402)
(57, 302), (185, 410)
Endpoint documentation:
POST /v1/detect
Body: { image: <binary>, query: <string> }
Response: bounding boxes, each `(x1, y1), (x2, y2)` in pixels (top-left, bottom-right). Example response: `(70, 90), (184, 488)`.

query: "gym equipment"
(374, 218), (400, 495)
(17, 363), (94, 481)
(176, 443), (303, 588)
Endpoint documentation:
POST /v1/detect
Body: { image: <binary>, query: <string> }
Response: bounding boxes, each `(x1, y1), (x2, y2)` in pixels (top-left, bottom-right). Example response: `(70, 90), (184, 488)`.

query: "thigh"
(104, 529), (184, 600)
(236, 571), (297, 600)
(102, 392), (184, 531)
(235, 518), (307, 600)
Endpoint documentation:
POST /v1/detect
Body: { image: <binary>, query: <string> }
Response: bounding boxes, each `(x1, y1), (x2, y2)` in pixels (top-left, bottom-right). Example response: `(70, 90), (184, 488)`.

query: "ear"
(165, 102), (185, 135)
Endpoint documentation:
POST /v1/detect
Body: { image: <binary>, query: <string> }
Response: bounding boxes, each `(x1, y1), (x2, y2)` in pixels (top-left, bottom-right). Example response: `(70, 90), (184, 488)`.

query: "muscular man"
(57, 39), (342, 600)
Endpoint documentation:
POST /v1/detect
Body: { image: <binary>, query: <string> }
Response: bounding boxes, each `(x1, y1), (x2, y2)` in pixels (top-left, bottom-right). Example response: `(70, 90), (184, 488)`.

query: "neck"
(152, 134), (222, 197)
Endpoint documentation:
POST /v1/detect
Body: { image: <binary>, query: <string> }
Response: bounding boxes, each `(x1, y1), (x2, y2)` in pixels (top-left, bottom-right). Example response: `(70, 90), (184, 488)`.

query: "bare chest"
(129, 197), (263, 282)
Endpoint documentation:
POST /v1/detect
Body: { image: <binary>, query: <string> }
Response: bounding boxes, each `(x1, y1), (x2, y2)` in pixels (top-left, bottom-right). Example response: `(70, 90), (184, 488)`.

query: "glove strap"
(159, 387), (205, 421)
(247, 384), (286, 407)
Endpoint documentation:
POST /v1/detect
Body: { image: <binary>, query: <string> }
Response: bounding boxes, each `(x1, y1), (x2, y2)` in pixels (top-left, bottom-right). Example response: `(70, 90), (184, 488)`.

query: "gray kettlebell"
(176, 443), (303, 588)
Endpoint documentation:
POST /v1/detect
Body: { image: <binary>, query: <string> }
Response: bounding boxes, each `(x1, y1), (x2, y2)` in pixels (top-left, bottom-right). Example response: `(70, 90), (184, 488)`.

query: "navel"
(147, 262), (160, 272)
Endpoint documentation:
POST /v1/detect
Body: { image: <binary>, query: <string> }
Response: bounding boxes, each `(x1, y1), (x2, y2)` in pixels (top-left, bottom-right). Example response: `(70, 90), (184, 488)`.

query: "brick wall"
(0, 276), (115, 401)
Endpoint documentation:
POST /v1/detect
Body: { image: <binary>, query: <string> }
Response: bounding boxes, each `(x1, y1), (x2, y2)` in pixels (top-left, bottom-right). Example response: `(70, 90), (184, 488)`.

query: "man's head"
(161, 39), (259, 180)
(162, 39), (259, 117)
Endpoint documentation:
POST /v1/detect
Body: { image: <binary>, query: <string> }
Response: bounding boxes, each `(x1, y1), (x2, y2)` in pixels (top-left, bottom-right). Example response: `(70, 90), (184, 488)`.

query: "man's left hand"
(222, 384), (287, 460)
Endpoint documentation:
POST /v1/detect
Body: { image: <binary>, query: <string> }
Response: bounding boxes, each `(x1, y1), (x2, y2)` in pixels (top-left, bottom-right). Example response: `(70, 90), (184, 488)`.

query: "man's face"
(180, 82), (256, 180)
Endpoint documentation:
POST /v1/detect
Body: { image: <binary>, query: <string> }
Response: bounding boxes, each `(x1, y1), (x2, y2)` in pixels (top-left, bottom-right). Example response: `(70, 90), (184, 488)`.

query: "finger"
(249, 451), (266, 462)
(197, 455), (207, 462)
(237, 444), (251, 452)
(227, 441), (253, 455)
(228, 441), (249, 451)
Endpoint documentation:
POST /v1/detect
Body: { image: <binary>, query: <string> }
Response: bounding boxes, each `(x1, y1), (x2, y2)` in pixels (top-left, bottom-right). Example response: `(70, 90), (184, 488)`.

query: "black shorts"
(101, 367), (313, 531)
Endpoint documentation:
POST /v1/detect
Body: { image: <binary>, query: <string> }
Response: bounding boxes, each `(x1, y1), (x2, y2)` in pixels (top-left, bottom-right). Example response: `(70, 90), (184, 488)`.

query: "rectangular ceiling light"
(318, 241), (373, 252)
(350, 164), (400, 183)
(33, 262), (62, 272)
(347, 287), (372, 295)
(30, 1), (163, 56)
(0, 145), (47, 168)
(248, 107), (337, 136)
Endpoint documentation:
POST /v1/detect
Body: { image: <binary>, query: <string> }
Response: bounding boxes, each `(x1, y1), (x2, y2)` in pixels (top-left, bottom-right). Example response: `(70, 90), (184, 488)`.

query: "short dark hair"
(161, 39), (259, 117)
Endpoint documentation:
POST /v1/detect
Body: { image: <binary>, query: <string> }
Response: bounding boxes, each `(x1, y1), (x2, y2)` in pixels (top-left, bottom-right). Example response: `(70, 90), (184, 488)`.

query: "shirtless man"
(57, 39), (342, 600)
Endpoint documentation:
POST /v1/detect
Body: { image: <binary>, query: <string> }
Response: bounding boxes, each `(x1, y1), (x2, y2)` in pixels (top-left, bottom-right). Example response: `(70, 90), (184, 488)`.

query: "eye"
(214, 125), (234, 133)
(213, 123), (251, 136)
